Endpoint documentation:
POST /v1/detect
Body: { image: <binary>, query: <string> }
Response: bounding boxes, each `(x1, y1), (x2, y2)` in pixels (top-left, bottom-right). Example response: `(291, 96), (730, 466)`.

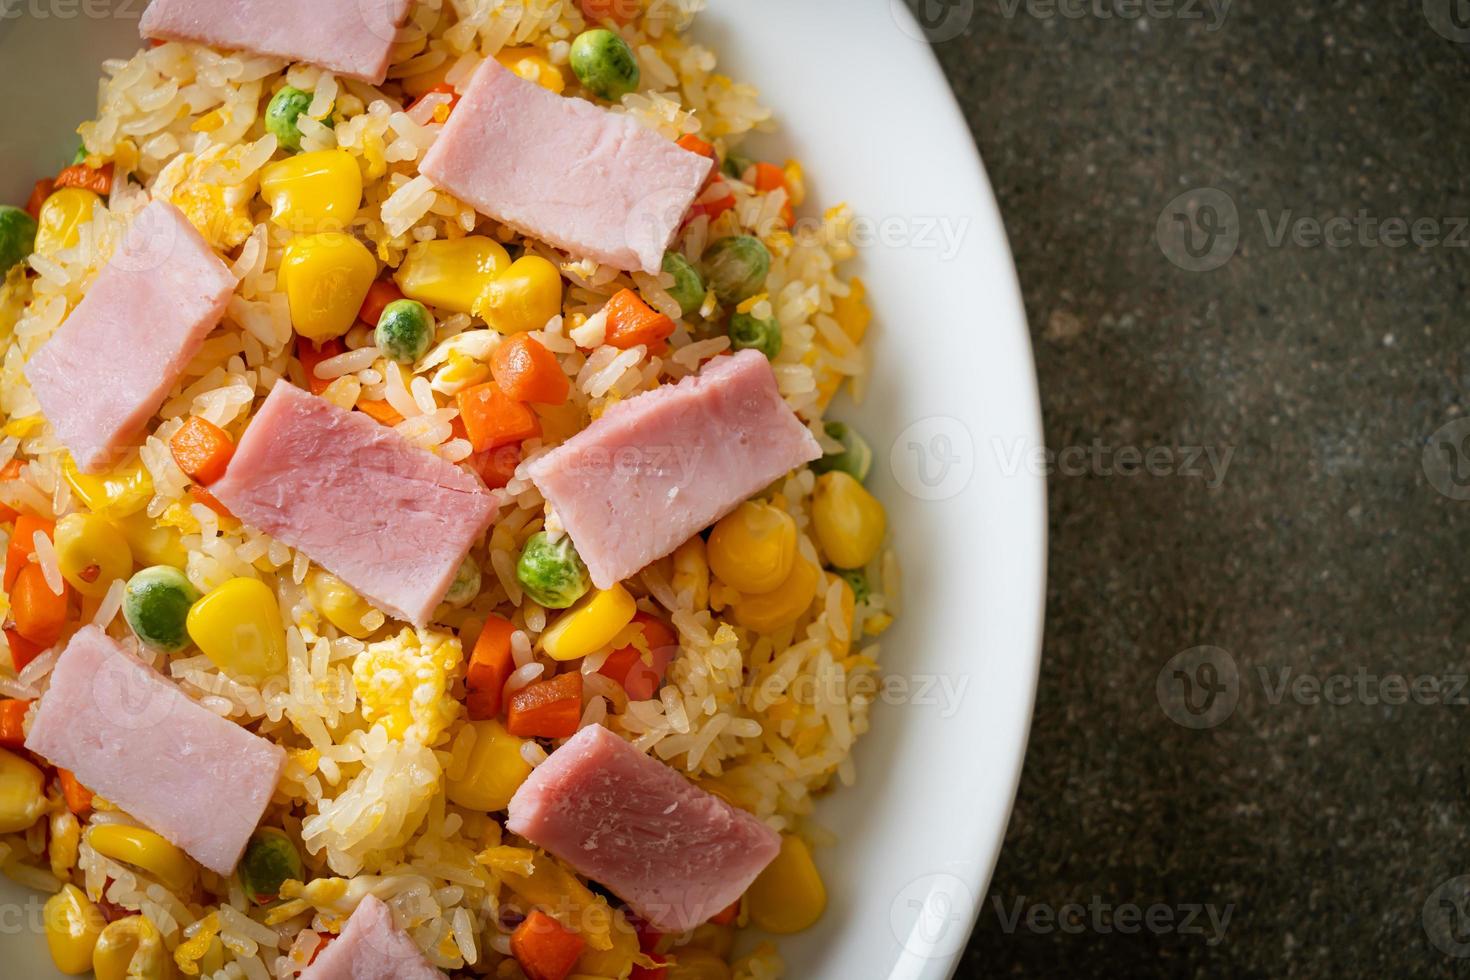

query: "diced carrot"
(57, 769), (93, 816)
(54, 162), (113, 197)
(0, 459), (23, 524)
(602, 289), (675, 351)
(471, 444), (521, 490)
(5, 514), (52, 592)
(456, 382), (540, 453)
(491, 334), (570, 405)
(296, 337), (345, 396)
(709, 899), (740, 925)
(11, 562), (68, 648)
(0, 699), (28, 749)
(506, 672), (582, 739)
(409, 82), (461, 119)
(750, 162), (794, 226)
(24, 179), (53, 221)
(466, 614), (516, 721)
(170, 417), (235, 485)
(688, 190), (736, 225)
(187, 486), (236, 524)
(3, 627), (43, 673)
(598, 612), (678, 701)
(511, 909), (587, 980)
(578, 0), (636, 24)
(357, 279), (404, 326)
(357, 399), (405, 426)
(676, 134), (716, 160)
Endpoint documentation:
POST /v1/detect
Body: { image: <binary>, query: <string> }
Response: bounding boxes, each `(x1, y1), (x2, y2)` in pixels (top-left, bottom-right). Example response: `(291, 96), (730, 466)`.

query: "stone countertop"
(915, 1), (1470, 976)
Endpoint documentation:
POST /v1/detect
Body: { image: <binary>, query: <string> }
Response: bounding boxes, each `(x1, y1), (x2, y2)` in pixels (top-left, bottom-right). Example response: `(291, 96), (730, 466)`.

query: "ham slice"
(300, 895), (446, 980)
(24, 627), (286, 875)
(507, 724), (781, 932)
(23, 200), (236, 473)
(527, 350), (821, 589)
(420, 59), (714, 273)
(140, 0), (413, 84)
(207, 382), (497, 626)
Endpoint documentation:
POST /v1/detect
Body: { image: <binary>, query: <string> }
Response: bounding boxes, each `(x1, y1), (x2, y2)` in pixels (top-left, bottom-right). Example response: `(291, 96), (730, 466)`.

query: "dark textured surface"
(916, 1), (1470, 977)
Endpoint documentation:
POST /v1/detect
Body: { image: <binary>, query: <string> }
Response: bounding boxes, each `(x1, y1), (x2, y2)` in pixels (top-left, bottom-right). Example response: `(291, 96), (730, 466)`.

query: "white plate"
(0, 2), (1045, 977)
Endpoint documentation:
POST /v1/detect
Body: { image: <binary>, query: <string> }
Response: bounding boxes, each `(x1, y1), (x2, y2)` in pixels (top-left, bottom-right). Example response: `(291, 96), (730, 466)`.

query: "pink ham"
(527, 350), (821, 589)
(300, 895), (445, 980)
(420, 59), (713, 273)
(23, 200), (236, 473)
(508, 724), (780, 932)
(207, 381), (497, 626)
(140, 0), (413, 84)
(24, 627), (286, 875)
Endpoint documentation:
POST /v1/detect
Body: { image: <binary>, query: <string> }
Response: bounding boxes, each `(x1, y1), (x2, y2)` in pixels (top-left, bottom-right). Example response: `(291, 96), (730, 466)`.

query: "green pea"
(123, 566), (201, 653)
(0, 207), (37, 278)
(836, 569), (871, 605)
(661, 251), (705, 318)
(238, 828), (304, 907)
(812, 421), (873, 483)
(570, 29), (640, 101)
(71, 143), (88, 166)
(721, 153), (753, 182)
(265, 86), (333, 153)
(728, 311), (781, 360)
(374, 299), (434, 365)
(443, 555), (481, 608)
(702, 235), (770, 305)
(516, 532), (590, 609)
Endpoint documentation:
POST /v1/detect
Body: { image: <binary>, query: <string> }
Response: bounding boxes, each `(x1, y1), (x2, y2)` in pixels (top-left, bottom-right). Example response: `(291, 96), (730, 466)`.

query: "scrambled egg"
(352, 627), (463, 744)
(152, 143), (259, 250)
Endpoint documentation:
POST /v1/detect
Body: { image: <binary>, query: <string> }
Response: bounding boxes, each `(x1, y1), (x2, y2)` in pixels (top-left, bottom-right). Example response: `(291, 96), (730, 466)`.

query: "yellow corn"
(49, 810), (81, 880)
(63, 455), (153, 518)
(0, 748), (47, 833)
(185, 577), (286, 680)
(475, 254), (563, 334)
(730, 555), (819, 633)
(671, 536), (709, 610)
(114, 513), (187, 569)
(259, 150), (363, 233)
(86, 824), (196, 894)
(35, 188), (100, 254)
(496, 47), (566, 93)
(92, 915), (170, 980)
(43, 884), (105, 975)
(811, 472), (886, 570)
(446, 719), (533, 811)
(746, 834), (825, 934)
(54, 513), (132, 597)
(395, 237), (510, 315)
(539, 584), (637, 662)
(667, 950), (734, 980)
(306, 569), (377, 639)
(280, 232), (377, 341)
(707, 501), (796, 595)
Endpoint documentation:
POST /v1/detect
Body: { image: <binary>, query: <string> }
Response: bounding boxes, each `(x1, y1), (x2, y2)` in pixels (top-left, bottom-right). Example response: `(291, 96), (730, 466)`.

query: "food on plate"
(0, 1), (899, 977)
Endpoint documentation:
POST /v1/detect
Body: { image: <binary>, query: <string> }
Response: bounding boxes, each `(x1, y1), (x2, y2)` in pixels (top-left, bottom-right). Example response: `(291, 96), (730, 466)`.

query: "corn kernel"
(92, 915), (169, 980)
(395, 237), (510, 315)
(63, 455), (153, 518)
(43, 884), (104, 975)
(259, 150), (363, 233)
(49, 810), (81, 880)
(475, 254), (563, 334)
(446, 719), (533, 811)
(86, 824), (196, 894)
(0, 748), (47, 833)
(730, 555), (819, 633)
(280, 232), (377, 341)
(496, 47), (566, 93)
(306, 569), (376, 638)
(811, 472), (886, 570)
(35, 188), (100, 254)
(708, 501), (797, 595)
(185, 577), (286, 681)
(746, 834), (825, 934)
(54, 513), (132, 597)
(671, 536), (710, 610)
(539, 584), (637, 662)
